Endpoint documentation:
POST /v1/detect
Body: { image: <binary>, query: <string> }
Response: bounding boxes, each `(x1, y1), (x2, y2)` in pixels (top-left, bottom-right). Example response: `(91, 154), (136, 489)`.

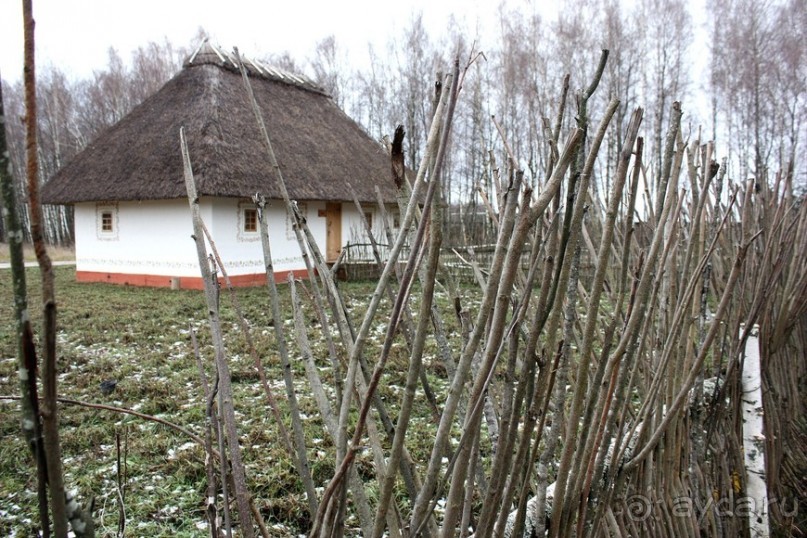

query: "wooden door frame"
(325, 202), (342, 263)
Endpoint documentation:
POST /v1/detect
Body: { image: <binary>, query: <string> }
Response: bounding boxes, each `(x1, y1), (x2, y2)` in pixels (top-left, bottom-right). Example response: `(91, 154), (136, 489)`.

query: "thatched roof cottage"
(42, 42), (398, 289)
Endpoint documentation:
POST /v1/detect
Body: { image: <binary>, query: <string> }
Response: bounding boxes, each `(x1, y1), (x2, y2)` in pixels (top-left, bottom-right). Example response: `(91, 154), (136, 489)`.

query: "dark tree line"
(0, 39), (188, 244)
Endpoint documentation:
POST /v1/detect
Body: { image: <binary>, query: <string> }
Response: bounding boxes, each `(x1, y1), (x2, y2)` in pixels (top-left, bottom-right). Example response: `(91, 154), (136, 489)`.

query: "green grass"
(0, 266), (469, 536)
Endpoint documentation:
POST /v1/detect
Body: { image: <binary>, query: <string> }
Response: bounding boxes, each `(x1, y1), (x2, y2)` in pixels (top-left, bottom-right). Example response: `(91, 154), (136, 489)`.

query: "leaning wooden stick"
(181, 127), (254, 538)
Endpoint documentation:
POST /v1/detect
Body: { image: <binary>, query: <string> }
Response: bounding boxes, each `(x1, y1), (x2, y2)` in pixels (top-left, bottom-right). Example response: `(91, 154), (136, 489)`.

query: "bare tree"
(639, 0), (691, 183)
(309, 35), (348, 108)
(709, 0), (805, 183)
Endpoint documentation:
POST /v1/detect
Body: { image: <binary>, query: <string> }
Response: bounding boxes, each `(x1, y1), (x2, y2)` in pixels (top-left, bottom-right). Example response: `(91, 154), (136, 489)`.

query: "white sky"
(0, 0), (548, 83)
(0, 0), (710, 124)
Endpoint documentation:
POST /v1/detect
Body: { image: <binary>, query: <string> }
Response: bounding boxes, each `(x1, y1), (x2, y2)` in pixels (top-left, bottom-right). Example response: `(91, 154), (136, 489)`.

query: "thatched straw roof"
(42, 42), (397, 204)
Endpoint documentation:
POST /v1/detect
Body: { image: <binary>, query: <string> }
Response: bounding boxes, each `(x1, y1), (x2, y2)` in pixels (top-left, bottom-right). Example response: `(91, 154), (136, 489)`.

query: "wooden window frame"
(96, 202), (119, 240)
(243, 208), (258, 233)
(101, 211), (114, 232)
(237, 200), (260, 242)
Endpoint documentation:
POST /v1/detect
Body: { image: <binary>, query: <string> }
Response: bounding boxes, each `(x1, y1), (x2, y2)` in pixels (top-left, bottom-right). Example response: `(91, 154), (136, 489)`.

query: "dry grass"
(0, 242), (75, 263)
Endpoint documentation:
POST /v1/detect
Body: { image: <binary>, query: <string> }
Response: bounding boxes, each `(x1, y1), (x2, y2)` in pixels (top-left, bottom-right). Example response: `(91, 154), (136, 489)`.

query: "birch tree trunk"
(741, 325), (769, 538)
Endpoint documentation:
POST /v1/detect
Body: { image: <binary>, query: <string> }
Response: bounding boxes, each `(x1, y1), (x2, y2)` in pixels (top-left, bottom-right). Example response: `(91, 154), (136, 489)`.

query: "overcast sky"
(0, 0), (554, 83)
(1, 0), (712, 125)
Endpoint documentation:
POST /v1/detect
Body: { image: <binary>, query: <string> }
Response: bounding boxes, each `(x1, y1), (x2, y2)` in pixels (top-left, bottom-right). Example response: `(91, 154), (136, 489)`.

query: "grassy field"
(0, 266), (463, 536)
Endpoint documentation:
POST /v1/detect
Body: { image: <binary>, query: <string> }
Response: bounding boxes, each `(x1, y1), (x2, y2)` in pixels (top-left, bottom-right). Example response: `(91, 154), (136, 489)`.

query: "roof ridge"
(185, 39), (328, 96)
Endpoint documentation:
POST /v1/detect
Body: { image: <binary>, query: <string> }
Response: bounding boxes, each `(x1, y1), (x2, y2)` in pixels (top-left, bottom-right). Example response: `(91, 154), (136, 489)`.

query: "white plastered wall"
(341, 202), (399, 261)
(209, 198), (327, 276)
(344, 202), (397, 243)
(74, 198), (333, 278)
(75, 199), (202, 277)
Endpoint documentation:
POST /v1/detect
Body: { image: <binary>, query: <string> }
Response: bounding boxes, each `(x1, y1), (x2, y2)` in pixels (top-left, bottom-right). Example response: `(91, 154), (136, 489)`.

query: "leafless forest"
(2, 0), (806, 537)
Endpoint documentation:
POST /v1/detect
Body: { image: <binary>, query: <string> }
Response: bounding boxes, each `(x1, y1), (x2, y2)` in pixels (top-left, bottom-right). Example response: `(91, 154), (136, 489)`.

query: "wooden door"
(325, 202), (342, 262)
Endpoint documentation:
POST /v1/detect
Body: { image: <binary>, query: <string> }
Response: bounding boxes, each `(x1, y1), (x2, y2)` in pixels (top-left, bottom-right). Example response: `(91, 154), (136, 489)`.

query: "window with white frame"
(237, 200), (260, 242)
(96, 203), (119, 240)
